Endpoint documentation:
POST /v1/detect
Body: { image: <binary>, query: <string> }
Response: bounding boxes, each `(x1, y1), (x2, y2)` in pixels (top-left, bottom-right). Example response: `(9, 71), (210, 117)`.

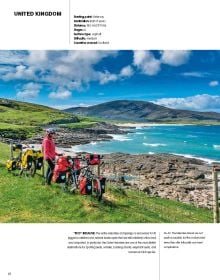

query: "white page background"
(0, 1), (219, 280)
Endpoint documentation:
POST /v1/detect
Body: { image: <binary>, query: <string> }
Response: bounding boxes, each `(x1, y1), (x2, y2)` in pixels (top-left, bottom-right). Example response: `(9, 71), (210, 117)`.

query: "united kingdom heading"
(14, 11), (62, 16)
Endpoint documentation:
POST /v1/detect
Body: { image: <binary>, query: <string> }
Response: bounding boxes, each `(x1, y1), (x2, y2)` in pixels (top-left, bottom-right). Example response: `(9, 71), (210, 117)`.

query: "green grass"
(0, 98), (99, 140)
(75, 115), (220, 125)
(76, 115), (128, 124)
(60, 121), (97, 129)
(0, 142), (10, 165)
(0, 124), (42, 139)
(77, 116), (105, 122)
(0, 102), (75, 126)
(0, 122), (28, 129)
(61, 115), (106, 128)
(0, 98), (78, 141)
(0, 142), (213, 223)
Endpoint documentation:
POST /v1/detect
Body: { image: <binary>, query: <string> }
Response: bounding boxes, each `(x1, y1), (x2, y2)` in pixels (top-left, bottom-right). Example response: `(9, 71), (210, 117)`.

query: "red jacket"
(42, 137), (57, 161)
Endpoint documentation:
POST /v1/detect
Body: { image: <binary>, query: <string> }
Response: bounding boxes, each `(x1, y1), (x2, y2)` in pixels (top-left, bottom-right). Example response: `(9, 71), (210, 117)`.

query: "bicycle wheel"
(61, 182), (68, 192)
(66, 173), (78, 193)
(29, 160), (36, 177)
(93, 178), (102, 201)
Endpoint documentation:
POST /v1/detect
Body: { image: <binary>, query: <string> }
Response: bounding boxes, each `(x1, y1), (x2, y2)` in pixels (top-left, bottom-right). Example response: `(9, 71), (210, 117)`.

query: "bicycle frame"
(56, 155), (106, 201)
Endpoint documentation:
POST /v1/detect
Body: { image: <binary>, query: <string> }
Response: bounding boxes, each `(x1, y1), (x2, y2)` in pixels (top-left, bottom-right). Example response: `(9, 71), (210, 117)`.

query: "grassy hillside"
(0, 142), (213, 223)
(59, 116), (99, 129)
(0, 98), (78, 126)
(0, 98), (86, 140)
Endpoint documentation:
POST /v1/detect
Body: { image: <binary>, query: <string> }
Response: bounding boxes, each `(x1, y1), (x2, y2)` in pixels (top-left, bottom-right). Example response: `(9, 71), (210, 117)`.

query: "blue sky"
(0, 50), (220, 111)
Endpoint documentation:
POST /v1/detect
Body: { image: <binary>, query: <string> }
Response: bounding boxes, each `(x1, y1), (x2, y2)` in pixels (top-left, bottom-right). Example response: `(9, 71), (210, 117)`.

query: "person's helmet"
(46, 128), (56, 135)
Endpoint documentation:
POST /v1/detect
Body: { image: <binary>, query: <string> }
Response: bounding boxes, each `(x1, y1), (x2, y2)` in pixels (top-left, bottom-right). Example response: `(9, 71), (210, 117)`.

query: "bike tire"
(29, 160), (36, 177)
(93, 178), (102, 201)
(66, 174), (78, 193)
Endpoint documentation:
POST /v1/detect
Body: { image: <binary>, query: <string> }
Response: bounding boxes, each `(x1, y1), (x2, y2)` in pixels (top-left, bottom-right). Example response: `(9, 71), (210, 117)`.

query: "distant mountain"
(64, 100), (220, 122)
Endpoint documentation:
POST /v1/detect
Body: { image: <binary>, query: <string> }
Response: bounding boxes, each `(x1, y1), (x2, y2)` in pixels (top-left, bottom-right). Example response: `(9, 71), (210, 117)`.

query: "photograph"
(0, 50), (219, 223)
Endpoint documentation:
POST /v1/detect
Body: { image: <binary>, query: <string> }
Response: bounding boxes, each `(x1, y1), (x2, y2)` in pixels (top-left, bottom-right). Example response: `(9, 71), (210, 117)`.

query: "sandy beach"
(115, 122), (195, 128)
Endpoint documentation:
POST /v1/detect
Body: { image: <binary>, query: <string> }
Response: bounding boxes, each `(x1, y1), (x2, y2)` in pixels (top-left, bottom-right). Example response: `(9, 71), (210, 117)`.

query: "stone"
(102, 153), (213, 209)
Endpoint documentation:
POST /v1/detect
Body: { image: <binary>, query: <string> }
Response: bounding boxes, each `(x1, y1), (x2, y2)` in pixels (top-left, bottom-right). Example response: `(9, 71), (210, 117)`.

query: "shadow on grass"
(108, 186), (128, 197)
(101, 197), (118, 208)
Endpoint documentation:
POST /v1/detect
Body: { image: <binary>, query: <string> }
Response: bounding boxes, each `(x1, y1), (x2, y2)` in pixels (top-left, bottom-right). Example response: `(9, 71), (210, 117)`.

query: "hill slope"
(0, 98), (79, 140)
(0, 142), (213, 223)
(0, 98), (78, 126)
(65, 100), (220, 123)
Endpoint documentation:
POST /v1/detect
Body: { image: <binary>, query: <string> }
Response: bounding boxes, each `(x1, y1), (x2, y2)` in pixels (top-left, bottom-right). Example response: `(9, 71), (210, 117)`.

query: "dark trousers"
(46, 159), (55, 185)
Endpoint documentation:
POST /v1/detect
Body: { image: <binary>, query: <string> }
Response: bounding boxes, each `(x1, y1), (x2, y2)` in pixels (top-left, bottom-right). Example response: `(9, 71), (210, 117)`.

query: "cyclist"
(42, 128), (61, 185)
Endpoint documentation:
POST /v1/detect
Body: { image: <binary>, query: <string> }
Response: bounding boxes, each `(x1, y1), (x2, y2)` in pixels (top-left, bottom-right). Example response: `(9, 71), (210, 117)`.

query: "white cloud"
(0, 50), (194, 96)
(43, 75), (82, 91)
(120, 65), (134, 77)
(133, 50), (190, 76)
(0, 50), (120, 91)
(3, 65), (35, 81)
(0, 51), (26, 65)
(51, 104), (74, 110)
(54, 64), (71, 75)
(16, 82), (42, 99)
(28, 50), (48, 64)
(133, 50), (146, 65)
(49, 90), (72, 99)
(55, 50), (118, 84)
(61, 50), (117, 65)
(153, 94), (220, 111)
(99, 71), (118, 84)
(24, 82), (42, 91)
(133, 51), (161, 75)
(0, 65), (14, 74)
(78, 103), (91, 107)
(52, 102), (91, 109)
(97, 65), (134, 85)
(181, 71), (208, 78)
(209, 80), (219, 87)
(160, 50), (191, 66)
(16, 91), (38, 99)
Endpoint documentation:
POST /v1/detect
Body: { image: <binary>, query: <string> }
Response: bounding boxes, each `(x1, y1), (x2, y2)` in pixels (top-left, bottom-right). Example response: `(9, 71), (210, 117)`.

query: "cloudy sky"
(0, 50), (220, 111)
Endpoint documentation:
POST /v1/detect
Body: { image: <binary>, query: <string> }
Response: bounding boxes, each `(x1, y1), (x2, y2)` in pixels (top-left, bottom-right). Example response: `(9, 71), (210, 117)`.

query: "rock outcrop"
(101, 153), (213, 209)
(21, 122), (126, 147)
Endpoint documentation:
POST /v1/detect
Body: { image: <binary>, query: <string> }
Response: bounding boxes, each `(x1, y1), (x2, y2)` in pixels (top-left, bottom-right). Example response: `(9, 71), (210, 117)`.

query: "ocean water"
(72, 125), (220, 163)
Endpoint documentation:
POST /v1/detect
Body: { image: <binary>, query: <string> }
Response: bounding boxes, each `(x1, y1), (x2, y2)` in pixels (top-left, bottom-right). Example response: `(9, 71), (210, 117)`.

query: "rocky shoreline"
(101, 153), (214, 209)
(33, 124), (214, 209)
(21, 122), (128, 147)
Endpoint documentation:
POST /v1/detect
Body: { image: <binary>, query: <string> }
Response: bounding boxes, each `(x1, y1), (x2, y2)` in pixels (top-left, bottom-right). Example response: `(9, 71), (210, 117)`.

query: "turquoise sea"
(72, 125), (220, 163)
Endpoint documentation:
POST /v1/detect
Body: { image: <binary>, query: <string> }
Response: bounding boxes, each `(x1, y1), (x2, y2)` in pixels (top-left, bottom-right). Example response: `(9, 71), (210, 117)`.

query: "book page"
(0, 1), (219, 280)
